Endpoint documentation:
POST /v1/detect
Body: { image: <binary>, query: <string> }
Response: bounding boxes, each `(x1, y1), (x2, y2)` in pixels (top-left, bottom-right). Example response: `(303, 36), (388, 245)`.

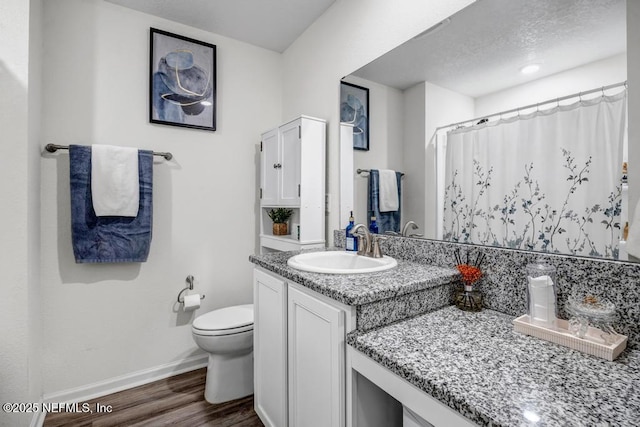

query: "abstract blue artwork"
(150, 28), (216, 131)
(340, 81), (369, 150)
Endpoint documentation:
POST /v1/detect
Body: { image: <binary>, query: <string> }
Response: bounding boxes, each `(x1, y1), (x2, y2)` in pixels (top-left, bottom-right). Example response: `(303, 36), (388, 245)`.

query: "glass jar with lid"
(526, 260), (558, 328)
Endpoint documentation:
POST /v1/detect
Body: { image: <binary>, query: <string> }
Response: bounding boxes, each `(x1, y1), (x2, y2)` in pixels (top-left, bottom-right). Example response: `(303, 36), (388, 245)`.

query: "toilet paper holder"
(177, 275), (205, 304)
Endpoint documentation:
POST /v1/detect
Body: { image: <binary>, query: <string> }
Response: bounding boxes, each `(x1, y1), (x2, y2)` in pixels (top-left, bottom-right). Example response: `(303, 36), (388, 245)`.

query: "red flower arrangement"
(454, 250), (485, 312)
(454, 250), (485, 288)
(456, 264), (482, 285)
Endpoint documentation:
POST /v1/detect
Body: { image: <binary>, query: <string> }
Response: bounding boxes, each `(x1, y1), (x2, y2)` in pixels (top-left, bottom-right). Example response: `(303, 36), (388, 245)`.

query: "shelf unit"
(259, 116), (326, 253)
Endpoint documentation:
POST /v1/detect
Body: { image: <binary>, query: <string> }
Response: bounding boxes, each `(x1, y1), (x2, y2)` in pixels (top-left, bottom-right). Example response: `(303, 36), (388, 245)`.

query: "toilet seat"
(192, 304), (253, 336)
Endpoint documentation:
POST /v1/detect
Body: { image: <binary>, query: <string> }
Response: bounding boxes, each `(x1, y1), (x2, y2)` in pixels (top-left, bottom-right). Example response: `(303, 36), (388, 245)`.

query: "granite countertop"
(249, 249), (459, 306)
(348, 306), (640, 427)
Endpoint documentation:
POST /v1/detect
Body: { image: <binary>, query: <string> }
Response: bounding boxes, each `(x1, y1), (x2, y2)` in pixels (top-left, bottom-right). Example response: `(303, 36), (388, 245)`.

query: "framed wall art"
(340, 81), (369, 150)
(150, 28), (217, 131)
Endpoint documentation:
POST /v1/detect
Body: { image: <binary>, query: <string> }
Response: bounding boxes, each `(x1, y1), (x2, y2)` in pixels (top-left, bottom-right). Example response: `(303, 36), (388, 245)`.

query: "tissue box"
(513, 315), (627, 361)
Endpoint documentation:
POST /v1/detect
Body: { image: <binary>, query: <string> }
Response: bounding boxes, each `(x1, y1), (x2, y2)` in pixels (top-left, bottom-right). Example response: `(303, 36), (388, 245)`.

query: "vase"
(273, 222), (288, 236)
(454, 285), (483, 312)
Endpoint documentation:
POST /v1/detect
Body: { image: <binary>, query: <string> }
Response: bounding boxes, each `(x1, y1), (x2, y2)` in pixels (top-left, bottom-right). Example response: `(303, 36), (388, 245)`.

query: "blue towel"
(69, 145), (153, 263)
(367, 169), (402, 233)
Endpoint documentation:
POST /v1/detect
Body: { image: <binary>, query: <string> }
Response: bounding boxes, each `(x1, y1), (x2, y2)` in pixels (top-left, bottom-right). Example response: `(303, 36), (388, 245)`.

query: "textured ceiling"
(104, 0), (336, 53)
(352, 0), (627, 97)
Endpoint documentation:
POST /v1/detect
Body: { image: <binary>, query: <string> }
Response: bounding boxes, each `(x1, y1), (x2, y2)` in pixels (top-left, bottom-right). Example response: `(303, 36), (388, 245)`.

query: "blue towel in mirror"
(367, 169), (402, 233)
(69, 145), (153, 263)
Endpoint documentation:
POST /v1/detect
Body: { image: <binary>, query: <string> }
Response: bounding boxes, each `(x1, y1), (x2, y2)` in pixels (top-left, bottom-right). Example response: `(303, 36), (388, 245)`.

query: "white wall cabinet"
(261, 121), (301, 206)
(253, 268), (353, 427)
(260, 128), (283, 207)
(259, 116), (326, 253)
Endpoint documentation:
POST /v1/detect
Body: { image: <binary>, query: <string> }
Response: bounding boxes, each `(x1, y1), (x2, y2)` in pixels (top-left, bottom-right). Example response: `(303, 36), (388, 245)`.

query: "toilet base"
(204, 350), (254, 404)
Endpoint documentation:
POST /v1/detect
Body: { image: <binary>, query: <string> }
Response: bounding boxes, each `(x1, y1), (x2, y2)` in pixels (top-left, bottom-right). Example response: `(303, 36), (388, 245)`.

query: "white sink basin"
(287, 251), (397, 274)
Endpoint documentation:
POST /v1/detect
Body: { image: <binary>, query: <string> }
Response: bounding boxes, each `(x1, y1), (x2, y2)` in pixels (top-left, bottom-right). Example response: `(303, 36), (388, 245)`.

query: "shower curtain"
(442, 91), (627, 259)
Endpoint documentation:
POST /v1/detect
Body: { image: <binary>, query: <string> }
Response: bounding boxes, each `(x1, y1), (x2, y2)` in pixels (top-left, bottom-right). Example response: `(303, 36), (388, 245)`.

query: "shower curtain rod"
(44, 143), (173, 161)
(434, 80), (627, 133)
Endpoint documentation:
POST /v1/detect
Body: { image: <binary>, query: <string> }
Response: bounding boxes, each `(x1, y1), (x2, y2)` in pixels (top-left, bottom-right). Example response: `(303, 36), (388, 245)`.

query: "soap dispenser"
(526, 260), (558, 329)
(346, 211), (357, 252)
(369, 216), (379, 234)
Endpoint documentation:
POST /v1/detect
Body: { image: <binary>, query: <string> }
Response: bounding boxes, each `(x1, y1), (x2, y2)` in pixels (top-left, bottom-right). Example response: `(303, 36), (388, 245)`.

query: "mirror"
(342, 0), (632, 261)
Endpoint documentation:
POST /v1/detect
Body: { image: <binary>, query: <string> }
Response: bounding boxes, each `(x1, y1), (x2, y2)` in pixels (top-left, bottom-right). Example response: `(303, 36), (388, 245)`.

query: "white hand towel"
(627, 199), (640, 259)
(378, 169), (399, 212)
(91, 144), (140, 217)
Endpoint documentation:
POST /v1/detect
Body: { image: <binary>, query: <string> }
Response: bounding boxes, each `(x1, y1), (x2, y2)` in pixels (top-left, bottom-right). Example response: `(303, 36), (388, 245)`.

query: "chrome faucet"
(351, 224), (371, 256)
(402, 220), (423, 237)
(352, 223), (386, 258)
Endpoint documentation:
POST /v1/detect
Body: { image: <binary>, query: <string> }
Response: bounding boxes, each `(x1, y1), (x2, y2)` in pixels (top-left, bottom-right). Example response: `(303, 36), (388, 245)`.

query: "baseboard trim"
(30, 399), (46, 427)
(41, 353), (208, 406)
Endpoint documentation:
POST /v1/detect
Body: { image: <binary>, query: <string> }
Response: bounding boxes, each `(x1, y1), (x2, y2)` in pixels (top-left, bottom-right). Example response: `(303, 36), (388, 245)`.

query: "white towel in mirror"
(91, 144), (140, 217)
(379, 169), (399, 212)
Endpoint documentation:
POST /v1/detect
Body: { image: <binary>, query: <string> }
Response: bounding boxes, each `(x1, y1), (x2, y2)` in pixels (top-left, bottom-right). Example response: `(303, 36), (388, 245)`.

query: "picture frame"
(340, 81), (369, 150)
(149, 28), (217, 131)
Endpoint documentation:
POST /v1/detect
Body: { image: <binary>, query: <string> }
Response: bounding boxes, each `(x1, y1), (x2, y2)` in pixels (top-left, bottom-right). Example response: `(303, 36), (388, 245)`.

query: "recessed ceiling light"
(520, 64), (540, 75)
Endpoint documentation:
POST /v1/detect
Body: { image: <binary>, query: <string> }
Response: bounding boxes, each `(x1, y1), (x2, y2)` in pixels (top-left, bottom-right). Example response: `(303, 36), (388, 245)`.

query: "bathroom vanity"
(253, 268), (351, 427)
(250, 242), (640, 427)
(251, 249), (460, 427)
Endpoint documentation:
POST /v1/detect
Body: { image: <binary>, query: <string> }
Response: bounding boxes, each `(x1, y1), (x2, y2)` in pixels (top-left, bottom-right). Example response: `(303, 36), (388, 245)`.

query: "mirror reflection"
(342, 0), (632, 261)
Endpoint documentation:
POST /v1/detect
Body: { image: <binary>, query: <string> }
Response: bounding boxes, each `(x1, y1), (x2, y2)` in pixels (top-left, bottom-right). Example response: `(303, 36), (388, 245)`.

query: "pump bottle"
(369, 216), (379, 234)
(346, 211), (357, 251)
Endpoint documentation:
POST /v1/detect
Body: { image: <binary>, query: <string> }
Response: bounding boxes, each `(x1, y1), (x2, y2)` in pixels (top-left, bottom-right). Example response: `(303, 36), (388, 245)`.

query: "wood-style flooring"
(43, 368), (264, 426)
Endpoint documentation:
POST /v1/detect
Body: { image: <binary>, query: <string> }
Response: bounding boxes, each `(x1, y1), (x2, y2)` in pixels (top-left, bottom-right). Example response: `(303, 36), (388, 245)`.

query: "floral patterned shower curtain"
(443, 91), (627, 259)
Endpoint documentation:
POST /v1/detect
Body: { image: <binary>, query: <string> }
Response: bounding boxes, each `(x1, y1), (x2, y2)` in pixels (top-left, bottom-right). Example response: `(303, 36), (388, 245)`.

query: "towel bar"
(357, 168), (404, 176)
(45, 143), (173, 161)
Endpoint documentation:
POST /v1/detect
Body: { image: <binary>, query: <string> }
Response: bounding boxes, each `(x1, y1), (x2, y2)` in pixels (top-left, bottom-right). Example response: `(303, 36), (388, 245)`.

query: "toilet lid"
(193, 304), (253, 332)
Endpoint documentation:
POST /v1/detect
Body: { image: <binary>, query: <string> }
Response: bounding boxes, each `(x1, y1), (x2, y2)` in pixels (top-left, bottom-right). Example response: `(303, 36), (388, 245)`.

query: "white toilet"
(191, 304), (254, 404)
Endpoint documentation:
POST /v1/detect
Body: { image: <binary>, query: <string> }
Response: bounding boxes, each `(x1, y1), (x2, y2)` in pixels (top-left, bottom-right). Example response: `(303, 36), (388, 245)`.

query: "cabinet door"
(288, 284), (345, 427)
(261, 129), (280, 206)
(279, 120), (301, 206)
(254, 269), (288, 427)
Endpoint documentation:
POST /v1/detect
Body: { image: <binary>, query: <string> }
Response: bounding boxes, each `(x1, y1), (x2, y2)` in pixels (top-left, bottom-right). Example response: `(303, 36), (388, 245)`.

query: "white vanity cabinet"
(253, 268), (288, 427)
(288, 283), (345, 427)
(259, 115), (326, 253)
(253, 268), (354, 427)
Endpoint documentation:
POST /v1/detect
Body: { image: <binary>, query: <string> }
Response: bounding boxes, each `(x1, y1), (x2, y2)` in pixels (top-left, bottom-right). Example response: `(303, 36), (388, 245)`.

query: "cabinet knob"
(273, 163), (282, 169)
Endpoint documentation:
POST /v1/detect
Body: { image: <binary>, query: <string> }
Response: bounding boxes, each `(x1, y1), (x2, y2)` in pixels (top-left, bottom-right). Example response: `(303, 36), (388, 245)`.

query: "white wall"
(28, 0), (44, 411)
(343, 75), (405, 225)
(39, 0), (282, 394)
(402, 83), (426, 231)
(0, 0), (43, 425)
(281, 0), (475, 237)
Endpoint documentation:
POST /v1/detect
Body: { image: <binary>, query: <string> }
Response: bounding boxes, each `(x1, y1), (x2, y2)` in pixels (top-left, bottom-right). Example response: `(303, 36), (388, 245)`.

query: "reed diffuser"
(454, 249), (485, 312)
